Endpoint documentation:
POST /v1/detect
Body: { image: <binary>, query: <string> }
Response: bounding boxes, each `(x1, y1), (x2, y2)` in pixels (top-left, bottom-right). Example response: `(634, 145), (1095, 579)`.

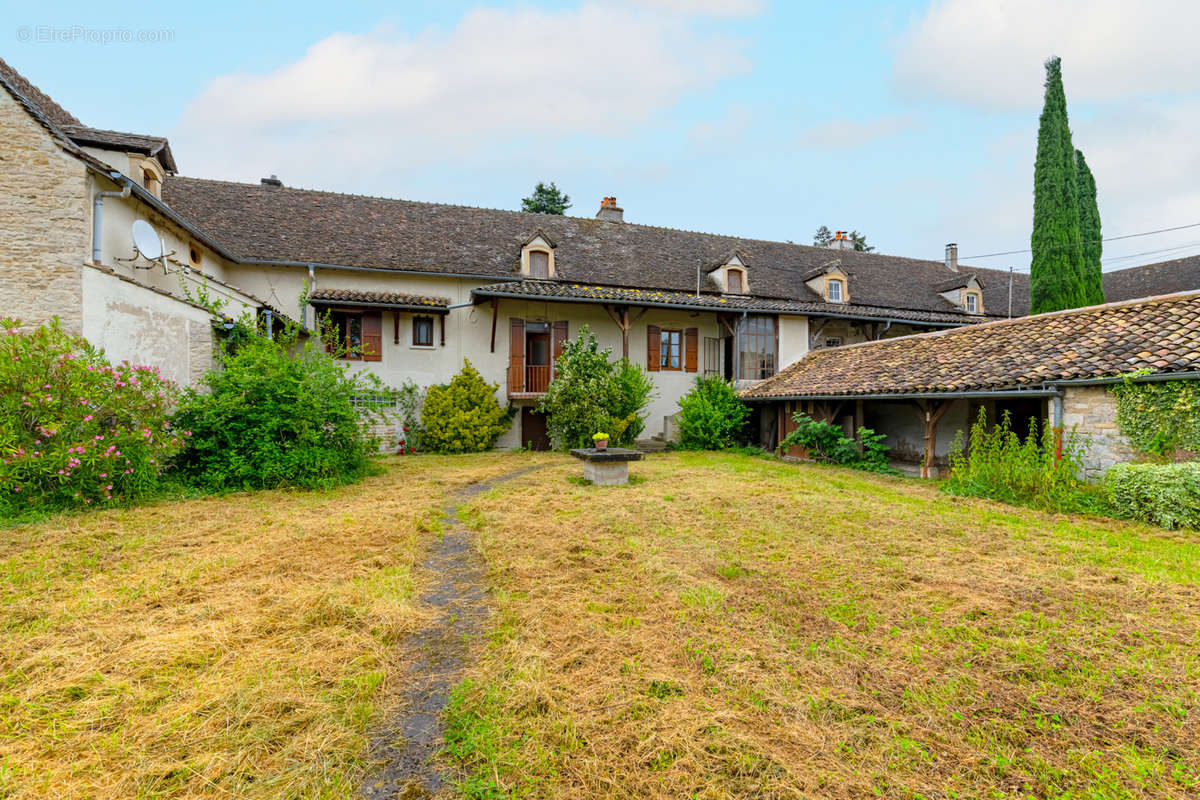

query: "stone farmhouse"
(2, 56), (1196, 456)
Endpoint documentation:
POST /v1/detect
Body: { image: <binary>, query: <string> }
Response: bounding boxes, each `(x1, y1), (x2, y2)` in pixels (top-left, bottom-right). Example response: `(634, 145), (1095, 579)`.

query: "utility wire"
(957, 220), (1200, 261)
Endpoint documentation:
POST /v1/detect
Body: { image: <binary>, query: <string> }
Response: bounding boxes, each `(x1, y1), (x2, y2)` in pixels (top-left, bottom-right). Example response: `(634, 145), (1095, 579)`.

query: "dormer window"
(521, 231), (556, 279)
(827, 279), (844, 303)
(530, 251), (549, 279)
(965, 292), (979, 314)
(139, 160), (164, 199)
(727, 268), (744, 294)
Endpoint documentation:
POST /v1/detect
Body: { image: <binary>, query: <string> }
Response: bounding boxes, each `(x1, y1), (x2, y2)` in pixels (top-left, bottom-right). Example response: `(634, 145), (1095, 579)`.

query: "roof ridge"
(164, 175), (964, 272)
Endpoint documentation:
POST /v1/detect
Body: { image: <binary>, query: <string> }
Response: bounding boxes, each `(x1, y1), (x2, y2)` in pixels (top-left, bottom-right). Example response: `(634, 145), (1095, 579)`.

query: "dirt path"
(361, 466), (542, 799)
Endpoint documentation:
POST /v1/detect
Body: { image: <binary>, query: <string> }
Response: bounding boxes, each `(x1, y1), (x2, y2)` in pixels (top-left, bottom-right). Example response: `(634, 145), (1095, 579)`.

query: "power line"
(958, 220), (1200, 261)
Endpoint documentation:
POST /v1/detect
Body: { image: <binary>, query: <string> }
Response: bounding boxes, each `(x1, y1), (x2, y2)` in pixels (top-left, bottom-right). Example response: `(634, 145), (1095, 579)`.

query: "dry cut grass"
(447, 452), (1200, 799)
(0, 453), (553, 799)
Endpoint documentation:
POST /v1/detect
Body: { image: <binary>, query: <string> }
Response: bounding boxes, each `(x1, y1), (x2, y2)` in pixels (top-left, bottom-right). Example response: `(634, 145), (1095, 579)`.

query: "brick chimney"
(827, 230), (853, 250)
(261, 174), (282, 188)
(596, 196), (624, 223)
(945, 243), (958, 271)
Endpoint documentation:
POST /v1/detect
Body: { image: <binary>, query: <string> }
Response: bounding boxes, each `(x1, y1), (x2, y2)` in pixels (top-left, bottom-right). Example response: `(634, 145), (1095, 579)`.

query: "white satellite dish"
(131, 219), (163, 261)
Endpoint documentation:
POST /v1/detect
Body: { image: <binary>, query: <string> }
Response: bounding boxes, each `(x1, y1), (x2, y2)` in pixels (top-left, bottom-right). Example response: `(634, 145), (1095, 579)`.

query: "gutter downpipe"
(1046, 384), (1065, 462)
(302, 264), (315, 328)
(92, 172), (132, 264)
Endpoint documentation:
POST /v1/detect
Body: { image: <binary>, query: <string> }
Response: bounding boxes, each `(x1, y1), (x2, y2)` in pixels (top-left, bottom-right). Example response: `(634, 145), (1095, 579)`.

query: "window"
(965, 292), (979, 314)
(827, 279), (844, 303)
(142, 168), (161, 198)
(327, 311), (363, 359)
(413, 316), (434, 347)
(703, 336), (723, 376)
(824, 337), (842, 348)
(660, 329), (682, 370)
(529, 250), (550, 279)
(188, 244), (202, 267)
(727, 269), (744, 293)
(737, 316), (776, 380)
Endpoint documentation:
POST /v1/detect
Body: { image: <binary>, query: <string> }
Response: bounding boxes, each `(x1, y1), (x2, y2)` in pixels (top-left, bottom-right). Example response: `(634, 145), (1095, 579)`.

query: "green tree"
(521, 181), (572, 215)
(1030, 57), (1088, 314)
(1075, 149), (1105, 305)
(848, 230), (874, 252)
(537, 325), (654, 450)
(421, 360), (512, 454)
(812, 225), (834, 247)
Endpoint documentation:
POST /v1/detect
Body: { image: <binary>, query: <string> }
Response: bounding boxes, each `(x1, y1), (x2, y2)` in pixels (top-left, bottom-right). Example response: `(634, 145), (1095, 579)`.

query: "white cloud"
(171, 3), (750, 186)
(893, 0), (1200, 109)
(629, 0), (766, 16)
(796, 114), (915, 150)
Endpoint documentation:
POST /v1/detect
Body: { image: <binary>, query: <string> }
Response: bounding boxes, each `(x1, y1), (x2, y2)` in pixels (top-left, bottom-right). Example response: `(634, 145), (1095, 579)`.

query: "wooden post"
(489, 299), (498, 353)
(854, 398), (865, 454)
(911, 399), (951, 479)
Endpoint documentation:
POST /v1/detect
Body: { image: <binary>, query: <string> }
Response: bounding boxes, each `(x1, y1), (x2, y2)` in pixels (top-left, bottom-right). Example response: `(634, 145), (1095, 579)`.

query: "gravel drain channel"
(361, 466), (542, 799)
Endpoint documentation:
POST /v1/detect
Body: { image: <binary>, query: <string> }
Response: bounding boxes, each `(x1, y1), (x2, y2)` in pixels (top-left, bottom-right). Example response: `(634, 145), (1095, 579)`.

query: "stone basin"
(568, 447), (644, 486)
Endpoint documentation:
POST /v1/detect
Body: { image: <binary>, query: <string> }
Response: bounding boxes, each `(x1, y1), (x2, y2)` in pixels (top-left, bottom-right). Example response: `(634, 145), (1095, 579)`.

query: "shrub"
(778, 413), (895, 473)
(944, 408), (1097, 511)
(0, 318), (181, 515)
(676, 376), (749, 450)
(538, 326), (655, 450)
(1109, 377), (1200, 459)
(392, 379), (425, 453)
(421, 360), (512, 454)
(1105, 462), (1200, 529)
(173, 328), (388, 491)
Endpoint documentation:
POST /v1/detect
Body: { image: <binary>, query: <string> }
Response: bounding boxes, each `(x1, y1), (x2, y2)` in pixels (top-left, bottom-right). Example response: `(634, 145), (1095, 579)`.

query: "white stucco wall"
(81, 265), (215, 387)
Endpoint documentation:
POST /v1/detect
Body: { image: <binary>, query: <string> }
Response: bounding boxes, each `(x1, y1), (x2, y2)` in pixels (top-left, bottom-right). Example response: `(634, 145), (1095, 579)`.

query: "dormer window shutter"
(647, 325), (661, 371)
(728, 270), (743, 293)
(530, 251), (549, 278)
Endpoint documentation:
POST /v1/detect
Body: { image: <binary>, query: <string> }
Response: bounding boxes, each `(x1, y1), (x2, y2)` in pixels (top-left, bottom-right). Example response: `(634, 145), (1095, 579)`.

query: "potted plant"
(592, 431), (609, 451)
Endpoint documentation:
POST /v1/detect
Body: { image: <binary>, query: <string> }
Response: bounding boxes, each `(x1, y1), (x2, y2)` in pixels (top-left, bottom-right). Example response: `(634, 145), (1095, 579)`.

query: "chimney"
(827, 230), (853, 250)
(596, 196), (624, 223)
(945, 242), (958, 271)
(261, 174), (282, 188)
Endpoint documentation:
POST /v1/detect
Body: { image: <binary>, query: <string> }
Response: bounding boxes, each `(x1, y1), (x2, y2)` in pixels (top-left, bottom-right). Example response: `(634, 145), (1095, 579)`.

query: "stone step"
(636, 439), (668, 453)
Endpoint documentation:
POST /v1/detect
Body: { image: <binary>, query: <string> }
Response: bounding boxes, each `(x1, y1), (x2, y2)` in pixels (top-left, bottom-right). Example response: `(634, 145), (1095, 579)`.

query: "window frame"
(727, 268), (745, 294)
(965, 291), (979, 314)
(660, 329), (683, 371)
(327, 310), (364, 360)
(412, 315), (435, 347)
(528, 250), (550, 279)
(824, 336), (842, 348)
(827, 278), (844, 303)
(737, 315), (777, 380)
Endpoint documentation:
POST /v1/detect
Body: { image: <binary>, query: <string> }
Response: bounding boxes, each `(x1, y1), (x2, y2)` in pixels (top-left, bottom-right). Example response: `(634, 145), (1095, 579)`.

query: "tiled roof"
(59, 124), (177, 173)
(0, 56), (81, 127)
(161, 176), (1021, 323)
(308, 288), (449, 310)
(472, 280), (988, 325)
(1104, 255), (1200, 302)
(742, 291), (1200, 399)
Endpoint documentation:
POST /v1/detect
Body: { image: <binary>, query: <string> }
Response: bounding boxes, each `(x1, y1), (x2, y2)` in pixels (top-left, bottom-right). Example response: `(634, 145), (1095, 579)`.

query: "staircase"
(635, 434), (669, 453)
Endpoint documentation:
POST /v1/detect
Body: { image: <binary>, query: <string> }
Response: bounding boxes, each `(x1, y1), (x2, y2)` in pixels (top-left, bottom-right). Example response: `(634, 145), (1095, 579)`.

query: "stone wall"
(0, 89), (90, 332)
(1061, 385), (1136, 479)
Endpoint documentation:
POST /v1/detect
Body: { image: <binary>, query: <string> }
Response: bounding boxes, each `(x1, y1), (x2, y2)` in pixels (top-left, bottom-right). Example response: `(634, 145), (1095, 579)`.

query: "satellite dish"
(131, 220), (163, 260)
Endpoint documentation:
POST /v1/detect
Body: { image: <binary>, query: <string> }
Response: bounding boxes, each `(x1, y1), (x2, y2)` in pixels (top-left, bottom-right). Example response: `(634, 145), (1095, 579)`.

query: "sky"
(6, 0), (1200, 273)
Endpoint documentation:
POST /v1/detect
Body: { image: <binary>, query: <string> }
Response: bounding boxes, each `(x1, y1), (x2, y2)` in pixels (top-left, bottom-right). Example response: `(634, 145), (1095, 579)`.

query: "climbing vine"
(1109, 375), (1200, 458)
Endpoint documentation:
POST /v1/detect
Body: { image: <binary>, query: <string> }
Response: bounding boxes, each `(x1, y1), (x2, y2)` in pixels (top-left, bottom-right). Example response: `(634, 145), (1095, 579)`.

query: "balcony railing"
(507, 364), (552, 396)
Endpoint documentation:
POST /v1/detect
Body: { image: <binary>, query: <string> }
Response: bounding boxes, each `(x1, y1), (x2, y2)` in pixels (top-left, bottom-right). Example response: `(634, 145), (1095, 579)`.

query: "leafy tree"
(521, 181), (572, 215)
(1075, 149), (1105, 305)
(173, 326), (388, 491)
(676, 376), (750, 450)
(1030, 57), (1088, 314)
(421, 360), (512, 454)
(812, 225), (874, 252)
(537, 326), (655, 449)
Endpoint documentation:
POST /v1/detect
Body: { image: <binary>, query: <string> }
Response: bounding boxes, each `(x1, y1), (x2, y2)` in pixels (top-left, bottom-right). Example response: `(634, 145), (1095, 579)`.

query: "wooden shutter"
(684, 327), (698, 373)
(509, 318), (525, 392)
(552, 320), (568, 364)
(647, 324), (660, 371)
(362, 312), (383, 362)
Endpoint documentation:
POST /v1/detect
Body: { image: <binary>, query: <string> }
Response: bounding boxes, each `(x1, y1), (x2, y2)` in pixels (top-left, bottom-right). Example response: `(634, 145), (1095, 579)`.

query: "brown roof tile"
(308, 288), (449, 310)
(742, 291), (1200, 399)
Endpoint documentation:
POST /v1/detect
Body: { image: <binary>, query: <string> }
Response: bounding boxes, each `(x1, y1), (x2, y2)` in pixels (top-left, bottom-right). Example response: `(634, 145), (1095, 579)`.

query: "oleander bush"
(173, 327), (389, 491)
(538, 326), (655, 450)
(676, 376), (750, 450)
(421, 360), (512, 454)
(1105, 462), (1200, 529)
(0, 318), (182, 515)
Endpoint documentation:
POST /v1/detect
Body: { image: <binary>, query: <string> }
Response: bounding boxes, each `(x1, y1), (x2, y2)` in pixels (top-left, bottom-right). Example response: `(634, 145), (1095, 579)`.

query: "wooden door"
(520, 407), (551, 451)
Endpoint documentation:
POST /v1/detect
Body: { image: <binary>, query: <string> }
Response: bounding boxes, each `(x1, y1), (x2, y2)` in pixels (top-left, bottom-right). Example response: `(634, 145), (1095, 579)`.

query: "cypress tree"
(1030, 56), (1087, 314)
(1075, 149), (1105, 305)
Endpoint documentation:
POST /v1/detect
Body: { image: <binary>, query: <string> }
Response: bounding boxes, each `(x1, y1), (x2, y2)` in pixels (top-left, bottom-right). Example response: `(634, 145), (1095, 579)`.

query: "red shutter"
(647, 325), (660, 371)
(552, 320), (568, 364)
(362, 312), (383, 362)
(509, 318), (525, 392)
(684, 327), (698, 373)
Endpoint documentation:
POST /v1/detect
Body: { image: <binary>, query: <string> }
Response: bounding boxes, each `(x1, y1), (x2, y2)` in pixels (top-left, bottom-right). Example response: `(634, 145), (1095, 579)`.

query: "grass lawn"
(2, 452), (1198, 798)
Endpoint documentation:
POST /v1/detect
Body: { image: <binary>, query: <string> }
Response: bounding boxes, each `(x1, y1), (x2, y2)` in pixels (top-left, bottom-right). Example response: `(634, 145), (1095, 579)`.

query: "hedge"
(1105, 462), (1200, 530)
